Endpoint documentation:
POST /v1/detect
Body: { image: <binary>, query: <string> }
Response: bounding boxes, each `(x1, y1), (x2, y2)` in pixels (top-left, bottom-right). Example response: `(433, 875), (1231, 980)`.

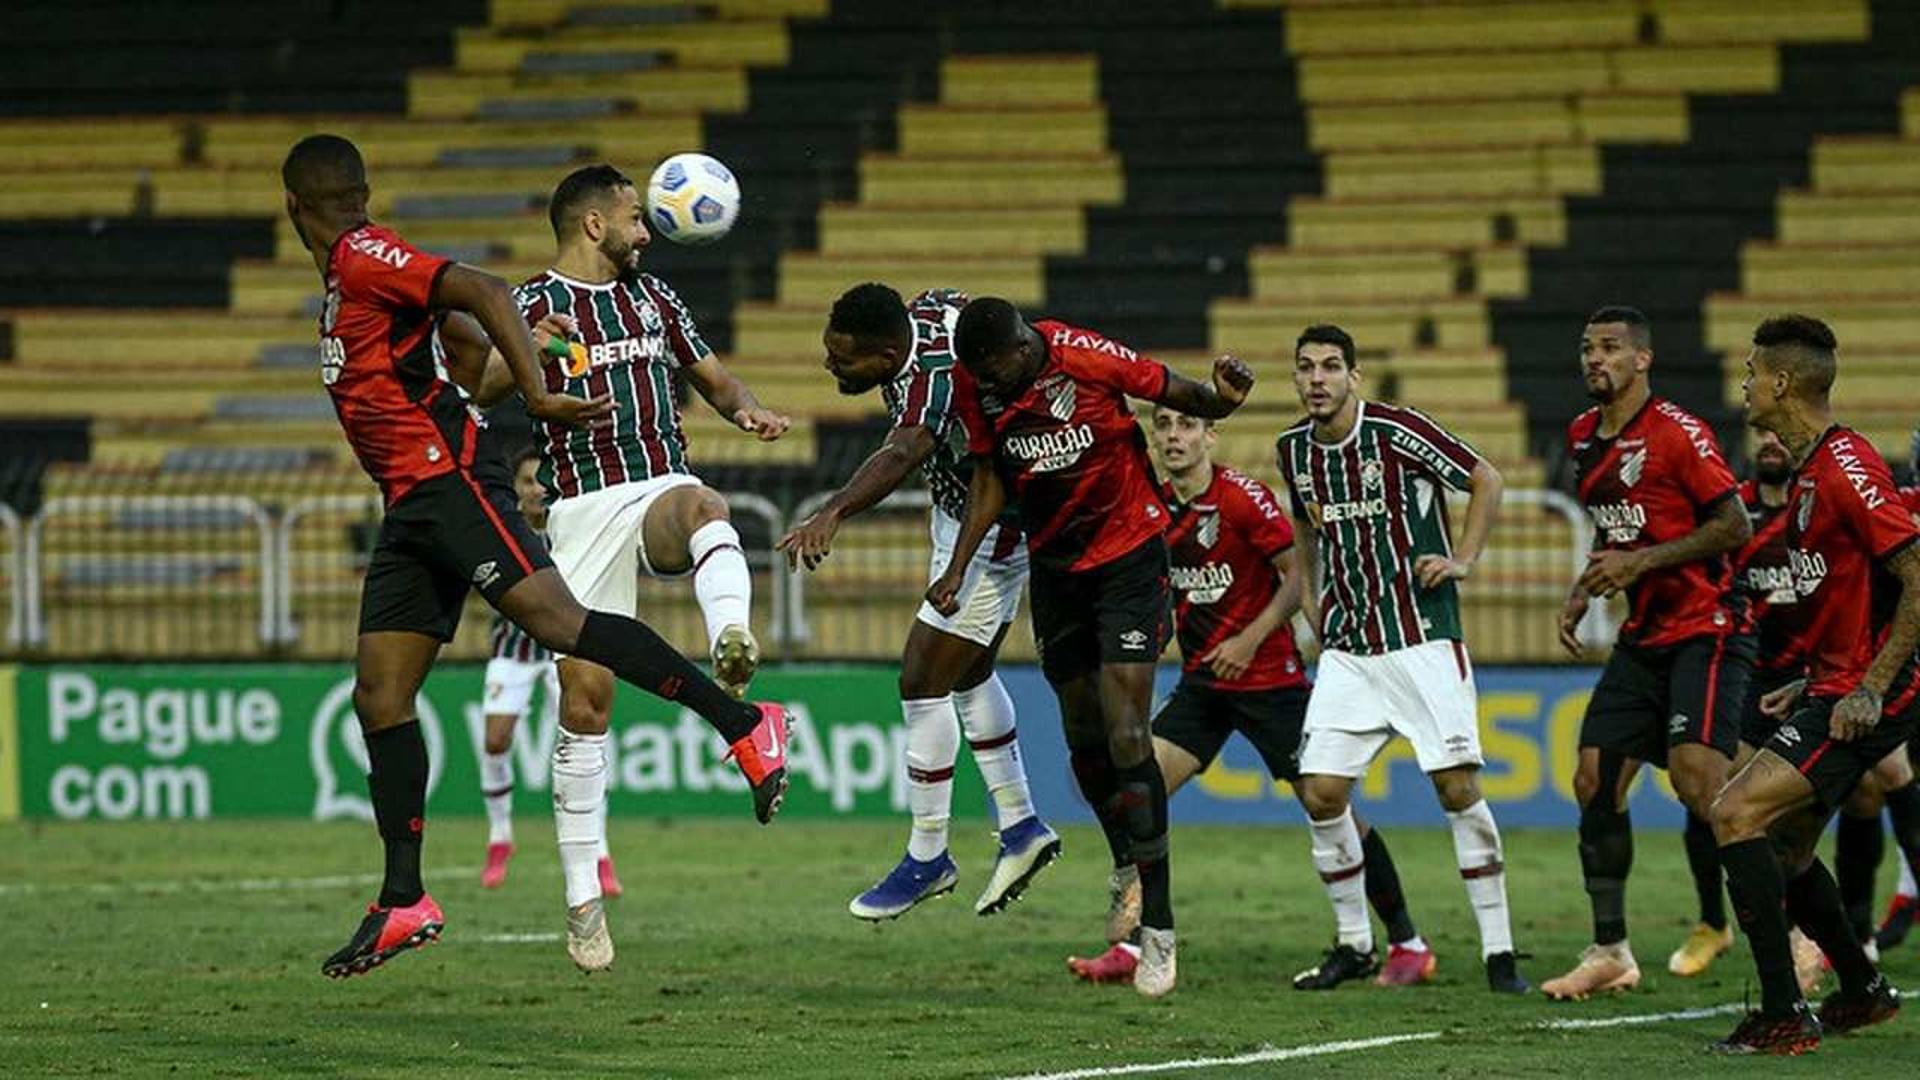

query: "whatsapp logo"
(309, 676), (445, 821)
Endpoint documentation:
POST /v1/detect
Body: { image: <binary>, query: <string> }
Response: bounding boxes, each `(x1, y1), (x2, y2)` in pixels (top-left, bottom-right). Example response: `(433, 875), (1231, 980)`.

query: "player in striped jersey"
(450, 164), (790, 971)
(476, 447), (621, 899)
(782, 283), (1058, 921)
(1275, 324), (1527, 994)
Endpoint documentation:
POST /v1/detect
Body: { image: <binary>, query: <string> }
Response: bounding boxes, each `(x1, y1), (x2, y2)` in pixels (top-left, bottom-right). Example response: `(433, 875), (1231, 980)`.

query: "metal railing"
(3, 486), (1604, 663)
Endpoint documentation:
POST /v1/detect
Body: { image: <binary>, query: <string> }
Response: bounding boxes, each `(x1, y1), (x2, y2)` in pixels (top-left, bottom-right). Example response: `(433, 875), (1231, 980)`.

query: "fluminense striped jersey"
(513, 270), (709, 500)
(489, 611), (551, 664)
(1276, 400), (1483, 655)
(880, 288), (974, 521)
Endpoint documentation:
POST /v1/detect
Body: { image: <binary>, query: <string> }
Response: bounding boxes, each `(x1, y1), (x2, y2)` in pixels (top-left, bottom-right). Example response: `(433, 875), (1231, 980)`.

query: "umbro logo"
(472, 560), (501, 589)
(1669, 713), (1690, 735)
(1774, 725), (1803, 747)
(1118, 629), (1150, 651)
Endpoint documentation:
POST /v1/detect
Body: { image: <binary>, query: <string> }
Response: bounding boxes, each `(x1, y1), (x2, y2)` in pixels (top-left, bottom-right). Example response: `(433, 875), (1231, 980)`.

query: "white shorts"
(1298, 639), (1483, 777)
(913, 507), (1028, 648)
(483, 657), (558, 718)
(545, 473), (704, 617)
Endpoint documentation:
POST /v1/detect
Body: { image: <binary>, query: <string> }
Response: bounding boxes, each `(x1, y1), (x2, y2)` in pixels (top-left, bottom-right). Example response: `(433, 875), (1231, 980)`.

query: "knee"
(1299, 776), (1350, 821)
(483, 729), (514, 756)
(1709, 790), (1764, 843)
(1432, 769), (1482, 813)
(560, 688), (610, 736)
(1572, 761), (1601, 810)
(351, 678), (412, 731)
(898, 657), (947, 701)
(689, 487), (731, 529)
(1107, 725), (1152, 770)
(1842, 782), (1882, 820)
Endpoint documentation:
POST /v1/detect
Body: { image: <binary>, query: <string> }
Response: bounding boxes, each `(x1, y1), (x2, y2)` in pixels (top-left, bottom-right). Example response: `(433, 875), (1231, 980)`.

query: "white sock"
(903, 696), (959, 861)
(481, 750), (514, 845)
(955, 674), (1035, 828)
(1309, 807), (1373, 953)
(593, 792), (610, 862)
(1446, 799), (1515, 958)
(689, 519), (751, 652)
(1900, 848), (1918, 900)
(552, 728), (608, 908)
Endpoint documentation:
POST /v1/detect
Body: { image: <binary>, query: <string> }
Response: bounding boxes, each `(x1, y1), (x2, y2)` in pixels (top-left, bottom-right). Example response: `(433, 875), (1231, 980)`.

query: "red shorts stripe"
(1452, 640), (1468, 681)
(1700, 634), (1726, 744)
(1799, 739), (1833, 776)
(459, 470), (535, 576)
(1885, 674), (1920, 718)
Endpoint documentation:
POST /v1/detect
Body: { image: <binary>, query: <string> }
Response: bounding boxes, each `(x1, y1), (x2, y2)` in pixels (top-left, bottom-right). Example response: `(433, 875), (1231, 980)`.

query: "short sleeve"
(637, 275), (712, 367)
(1276, 435), (1309, 519)
(335, 232), (449, 312)
(1670, 420), (1738, 508)
(953, 365), (993, 456)
(1044, 322), (1168, 401)
(1382, 407), (1479, 492)
(1238, 480), (1294, 558)
(1843, 453), (1920, 561)
(894, 364), (955, 438)
(513, 279), (551, 324)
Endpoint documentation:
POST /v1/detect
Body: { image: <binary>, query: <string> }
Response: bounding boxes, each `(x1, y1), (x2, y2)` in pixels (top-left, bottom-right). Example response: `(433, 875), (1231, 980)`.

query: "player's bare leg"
(1658, 742), (1738, 975)
(1544, 747), (1645, 999)
(323, 631), (446, 978)
(641, 484), (759, 697)
(479, 708), (518, 888)
(1294, 773), (1381, 990)
(1430, 765), (1526, 992)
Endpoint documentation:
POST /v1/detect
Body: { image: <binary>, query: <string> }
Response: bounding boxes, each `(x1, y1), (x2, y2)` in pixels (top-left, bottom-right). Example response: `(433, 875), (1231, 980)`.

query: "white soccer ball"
(645, 152), (740, 245)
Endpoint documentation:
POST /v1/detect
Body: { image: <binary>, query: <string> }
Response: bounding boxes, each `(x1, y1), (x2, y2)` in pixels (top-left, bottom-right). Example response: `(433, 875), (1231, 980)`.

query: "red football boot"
(322, 894), (444, 979)
(1067, 943), (1140, 984)
(480, 842), (513, 889)
(1375, 942), (1438, 986)
(726, 703), (790, 824)
(597, 854), (625, 899)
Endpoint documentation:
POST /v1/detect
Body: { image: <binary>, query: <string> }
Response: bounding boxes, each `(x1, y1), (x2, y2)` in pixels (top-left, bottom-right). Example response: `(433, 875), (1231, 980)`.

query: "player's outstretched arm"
(1578, 491), (1749, 598)
(685, 356), (791, 442)
(432, 264), (611, 426)
(1155, 355), (1255, 419)
(778, 425), (936, 571)
(1416, 458), (1503, 588)
(439, 310), (572, 407)
(926, 459), (1006, 615)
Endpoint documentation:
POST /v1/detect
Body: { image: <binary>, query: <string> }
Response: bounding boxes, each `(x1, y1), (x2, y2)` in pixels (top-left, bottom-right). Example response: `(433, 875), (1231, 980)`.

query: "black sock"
(1361, 827), (1418, 944)
(572, 610), (756, 742)
(1785, 857), (1876, 997)
(1683, 812), (1727, 930)
(1070, 751), (1132, 868)
(1579, 801), (1634, 945)
(365, 721), (428, 909)
(1721, 837), (1802, 1015)
(1834, 812), (1885, 942)
(1882, 781), (1920, 877)
(1117, 757), (1172, 931)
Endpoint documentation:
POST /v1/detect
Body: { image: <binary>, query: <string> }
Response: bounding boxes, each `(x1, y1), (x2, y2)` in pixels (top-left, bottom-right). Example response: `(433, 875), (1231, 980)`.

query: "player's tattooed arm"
(1416, 458), (1502, 588)
(779, 425), (937, 570)
(684, 355), (791, 442)
(431, 264), (612, 427)
(926, 459), (1007, 616)
(1859, 540), (1920, 701)
(1156, 356), (1255, 419)
(1579, 491), (1750, 598)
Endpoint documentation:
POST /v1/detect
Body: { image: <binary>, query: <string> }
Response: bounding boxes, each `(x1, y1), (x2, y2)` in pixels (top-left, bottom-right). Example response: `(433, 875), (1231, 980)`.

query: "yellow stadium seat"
(939, 56), (1101, 107)
(856, 155), (1123, 208)
(408, 68), (748, 119)
(816, 205), (1087, 258)
(1287, 196), (1568, 249)
(897, 106), (1109, 157)
(455, 21), (791, 73)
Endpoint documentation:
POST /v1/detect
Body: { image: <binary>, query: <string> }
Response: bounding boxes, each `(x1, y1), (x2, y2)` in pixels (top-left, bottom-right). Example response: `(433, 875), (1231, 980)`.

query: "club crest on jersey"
(638, 297), (665, 335)
(1361, 457), (1385, 489)
(1619, 447), (1647, 488)
(1796, 489), (1815, 533)
(1044, 377), (1076, 421)
(1197, 511), (1220, 549)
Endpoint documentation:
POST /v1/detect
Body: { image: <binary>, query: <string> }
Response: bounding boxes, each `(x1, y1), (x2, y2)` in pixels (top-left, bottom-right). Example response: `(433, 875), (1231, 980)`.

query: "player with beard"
(780, 283), (1060, 921)
(934, 298), (1254, 997)
(445, 163), (791, 971)
(1544, 307), (1754, 1001)
(1707, 314), (1915, 1054)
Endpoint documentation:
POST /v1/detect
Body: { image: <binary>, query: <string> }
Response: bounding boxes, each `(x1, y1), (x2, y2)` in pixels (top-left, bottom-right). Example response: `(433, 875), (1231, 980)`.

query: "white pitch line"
(0, 866), (481, 897)
(1537, 1003), (1743, 1030)
(476, 932), (563, 944)
(997, 1033), (1445, 1080)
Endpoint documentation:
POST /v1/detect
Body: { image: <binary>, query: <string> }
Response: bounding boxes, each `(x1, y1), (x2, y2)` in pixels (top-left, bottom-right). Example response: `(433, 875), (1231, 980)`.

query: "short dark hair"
(827, 282), (909, 349)
(548, 164), (634, 240)
(1752, 313), (1838, 400)
(954, 297), (1024, 368)
(1585, 305), (1653, 350)
(511, 444), (542, 475)
(1295, 324), (1356, 369)
(281, 134), (368, 211)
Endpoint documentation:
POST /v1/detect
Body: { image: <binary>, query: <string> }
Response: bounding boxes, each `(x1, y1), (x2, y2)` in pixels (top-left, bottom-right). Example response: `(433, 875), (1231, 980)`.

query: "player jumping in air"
(1066, 404), (1434, 988)
(1544, 307), (1754, 1000)
(780, 283), (1059, 921)
(475, 446), (622, 899)
(283, 135), (789, 980)
(446, 163), (789, 971)
(933, 298), (1254, 997)
(1277, 325), (1526, 995)
(1708, 314), (1916, 1054)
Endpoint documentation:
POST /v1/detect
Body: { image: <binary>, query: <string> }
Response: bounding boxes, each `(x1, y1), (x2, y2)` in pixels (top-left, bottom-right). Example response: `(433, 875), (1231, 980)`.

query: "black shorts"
(1154, 679), (1311, 782)
(1764, 691), (1920, 810)
(358, 462), (553, 641)
(1740, 665), (1805, 749)
(1580, 632), (1755, 767)
(1029, 538), (1172, 686)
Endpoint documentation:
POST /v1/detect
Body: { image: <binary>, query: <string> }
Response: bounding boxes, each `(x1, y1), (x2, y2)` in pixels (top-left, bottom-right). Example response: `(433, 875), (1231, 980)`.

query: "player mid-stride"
(934, 297), (1255, 997)
(781, 283), (1058, 921)
(282, 136), (788, 981)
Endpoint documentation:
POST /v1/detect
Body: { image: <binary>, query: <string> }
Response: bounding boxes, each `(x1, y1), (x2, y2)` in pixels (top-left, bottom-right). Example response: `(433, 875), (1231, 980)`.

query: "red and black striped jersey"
(513, 270), (709, 500)
(1163, 465), (1306, 691)
(317, 223), (476, 506)
(1570, 397), (1739, 648)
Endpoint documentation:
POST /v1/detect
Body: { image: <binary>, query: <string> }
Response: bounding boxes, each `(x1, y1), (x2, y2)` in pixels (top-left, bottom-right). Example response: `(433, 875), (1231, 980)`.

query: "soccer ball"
(645, 153), (740, 245)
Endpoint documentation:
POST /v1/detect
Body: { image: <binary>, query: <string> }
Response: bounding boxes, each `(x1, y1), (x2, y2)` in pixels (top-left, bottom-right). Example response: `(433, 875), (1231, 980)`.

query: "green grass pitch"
(2, 819), (1916, 1077)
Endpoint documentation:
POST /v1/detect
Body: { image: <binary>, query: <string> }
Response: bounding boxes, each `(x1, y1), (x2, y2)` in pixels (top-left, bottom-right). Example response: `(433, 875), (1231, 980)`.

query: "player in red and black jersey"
(931, 298), (1253, 997)
(281, 135), (791, 980)
(1544, 307), (1755, 1001)
(1063, 404), (1433, 989)
(1707, 314), (1919, 1054)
